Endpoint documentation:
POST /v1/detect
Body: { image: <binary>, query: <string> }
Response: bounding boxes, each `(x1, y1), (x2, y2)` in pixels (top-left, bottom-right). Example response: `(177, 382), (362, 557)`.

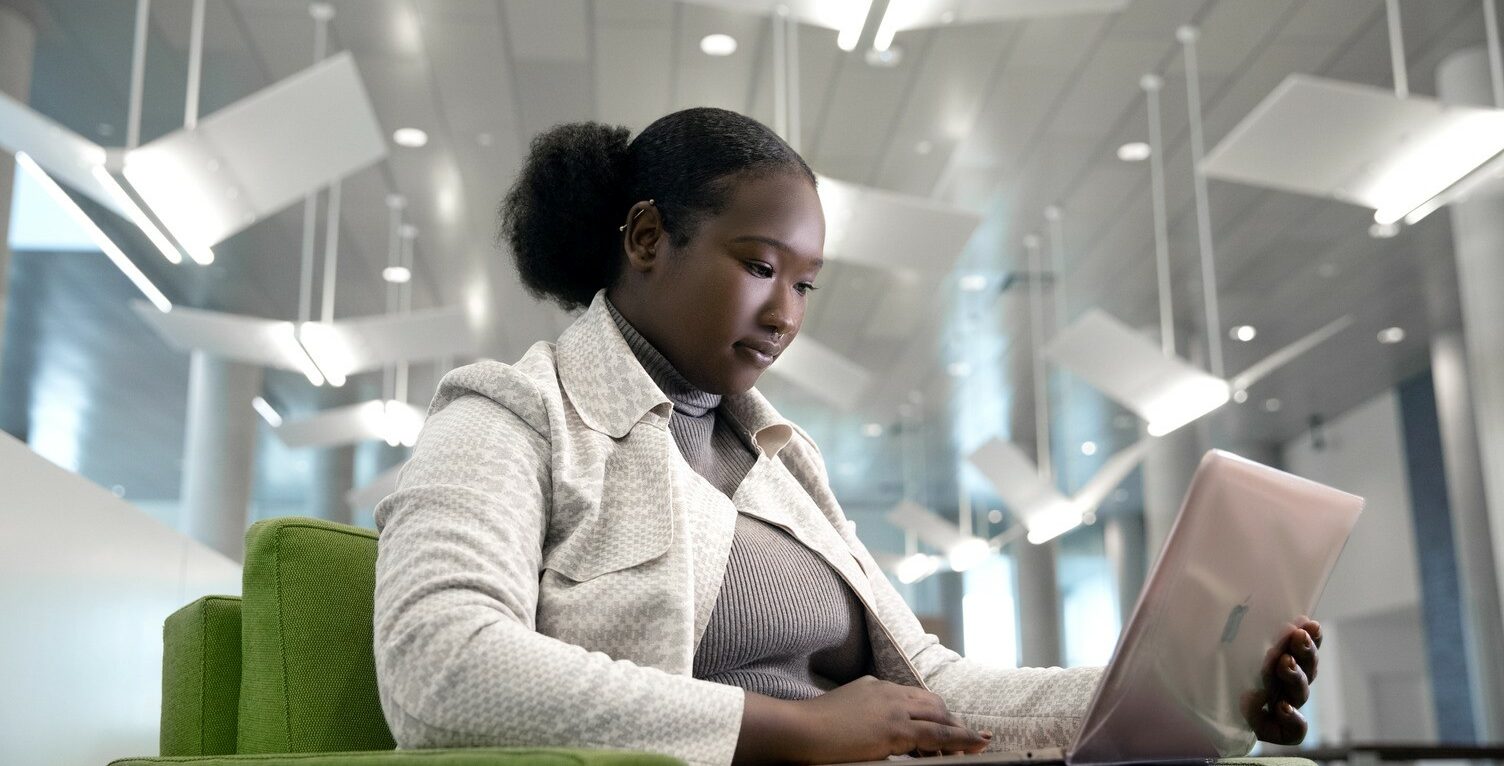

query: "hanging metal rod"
(1142, 73), (1175, 358)
(1177, 25), (1224, 378)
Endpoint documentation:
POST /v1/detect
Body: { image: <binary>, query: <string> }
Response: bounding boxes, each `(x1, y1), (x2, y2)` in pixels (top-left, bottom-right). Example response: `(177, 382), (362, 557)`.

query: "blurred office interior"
(2, 0), (1504, 763)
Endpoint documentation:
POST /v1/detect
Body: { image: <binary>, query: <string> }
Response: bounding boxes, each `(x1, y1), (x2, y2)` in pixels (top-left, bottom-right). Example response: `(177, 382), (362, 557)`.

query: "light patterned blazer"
(373, 290), (1102, 766)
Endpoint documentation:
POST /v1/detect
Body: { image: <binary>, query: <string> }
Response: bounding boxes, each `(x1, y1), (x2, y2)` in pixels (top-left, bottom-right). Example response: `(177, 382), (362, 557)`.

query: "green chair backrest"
(236, 517), (396, 754)
(161, 595), (244, 756)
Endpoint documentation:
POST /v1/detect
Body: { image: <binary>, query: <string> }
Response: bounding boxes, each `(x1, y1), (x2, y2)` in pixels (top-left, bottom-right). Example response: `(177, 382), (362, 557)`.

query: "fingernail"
(980, 731), (993, 739)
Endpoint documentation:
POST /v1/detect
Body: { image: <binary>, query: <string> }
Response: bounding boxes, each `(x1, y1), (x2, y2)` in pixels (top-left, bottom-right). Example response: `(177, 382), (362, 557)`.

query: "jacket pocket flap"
(544, 430), (673, 581)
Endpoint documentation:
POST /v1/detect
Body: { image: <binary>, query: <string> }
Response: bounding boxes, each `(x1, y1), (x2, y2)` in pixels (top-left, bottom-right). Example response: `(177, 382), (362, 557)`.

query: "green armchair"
(109, 517), (681, 766)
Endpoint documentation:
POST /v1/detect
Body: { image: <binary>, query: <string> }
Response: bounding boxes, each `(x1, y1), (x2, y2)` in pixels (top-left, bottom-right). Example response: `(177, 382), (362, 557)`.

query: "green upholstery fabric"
(108, 748), (682, 766)
(162, 596), (244, 757)
(237, 518), (395, 755)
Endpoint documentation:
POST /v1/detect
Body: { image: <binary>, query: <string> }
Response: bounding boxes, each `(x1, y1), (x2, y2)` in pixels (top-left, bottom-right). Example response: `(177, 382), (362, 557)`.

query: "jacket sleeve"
(372, 386), (745, 766)
(806, 450), (1103, 752)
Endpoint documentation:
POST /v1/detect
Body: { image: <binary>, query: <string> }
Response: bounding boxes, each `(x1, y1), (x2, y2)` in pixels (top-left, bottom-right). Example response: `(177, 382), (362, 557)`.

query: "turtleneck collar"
(603, 296), (722, 419)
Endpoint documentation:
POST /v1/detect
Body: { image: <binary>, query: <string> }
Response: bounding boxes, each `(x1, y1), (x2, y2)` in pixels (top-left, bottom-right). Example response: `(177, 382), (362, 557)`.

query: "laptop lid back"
(1070, 450), (1362, 765)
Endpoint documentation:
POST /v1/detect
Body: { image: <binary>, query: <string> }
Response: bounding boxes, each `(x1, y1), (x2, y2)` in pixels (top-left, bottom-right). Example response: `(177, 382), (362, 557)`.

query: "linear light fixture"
(17, 152), (172, 313)
(1202, 75), (1504, 228)
(1044, 310), (1353, 436)
(89, 164), (184, 264)
(274, 399), (424, 449)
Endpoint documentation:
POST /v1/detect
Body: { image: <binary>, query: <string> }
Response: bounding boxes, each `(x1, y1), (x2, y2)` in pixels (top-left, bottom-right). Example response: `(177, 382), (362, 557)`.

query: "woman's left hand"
(1243, 618), (1322, 745)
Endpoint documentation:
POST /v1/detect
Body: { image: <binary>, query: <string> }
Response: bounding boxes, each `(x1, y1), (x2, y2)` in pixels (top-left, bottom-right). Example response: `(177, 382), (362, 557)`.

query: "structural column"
(1437, 47), (1504, 741)
(1014, 538), (1062, 667)
(1140, 423), (1203, 568)
(1103, 510), (1147, 625)
(307, 386), (357, 525)
(180, 351), (262, 561)
(0, 2), (37, 378)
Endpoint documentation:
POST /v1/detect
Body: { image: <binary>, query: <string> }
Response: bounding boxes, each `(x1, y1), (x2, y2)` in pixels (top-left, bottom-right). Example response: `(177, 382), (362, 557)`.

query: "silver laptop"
(851, 450), (1363, 766)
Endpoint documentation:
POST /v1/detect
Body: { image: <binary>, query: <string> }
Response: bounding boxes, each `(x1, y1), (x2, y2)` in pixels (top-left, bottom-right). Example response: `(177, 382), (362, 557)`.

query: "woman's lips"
(734, 342), (777, 367)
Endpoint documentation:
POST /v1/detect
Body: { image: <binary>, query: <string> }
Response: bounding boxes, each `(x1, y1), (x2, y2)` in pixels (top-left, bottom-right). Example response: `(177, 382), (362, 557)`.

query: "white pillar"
(1103, 510), (1147, 624)
(309, 444), (355, 525)
(1437, 47), (1504, 740)
(1015, 538), (1062, 667)
(1141, 423), (1203, 567)
(180, 351), (261, 561)
(0, 3), (37, 377)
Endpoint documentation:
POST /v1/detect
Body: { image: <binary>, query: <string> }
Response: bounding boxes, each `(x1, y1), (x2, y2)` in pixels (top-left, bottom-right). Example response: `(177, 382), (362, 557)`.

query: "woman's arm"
(374, 391), (745, 765)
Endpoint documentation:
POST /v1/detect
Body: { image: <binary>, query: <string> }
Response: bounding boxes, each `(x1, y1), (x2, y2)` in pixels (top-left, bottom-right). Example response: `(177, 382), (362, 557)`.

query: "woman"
(372, 108), (1320, 766)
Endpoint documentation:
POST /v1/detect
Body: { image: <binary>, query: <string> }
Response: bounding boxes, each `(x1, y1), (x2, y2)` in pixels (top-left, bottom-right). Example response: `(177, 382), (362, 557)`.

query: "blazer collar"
(557, 289), (795, 458)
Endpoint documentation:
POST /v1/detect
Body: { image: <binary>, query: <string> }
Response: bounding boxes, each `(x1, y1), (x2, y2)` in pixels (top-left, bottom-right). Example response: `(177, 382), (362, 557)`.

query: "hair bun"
(500, 121), (632, 310)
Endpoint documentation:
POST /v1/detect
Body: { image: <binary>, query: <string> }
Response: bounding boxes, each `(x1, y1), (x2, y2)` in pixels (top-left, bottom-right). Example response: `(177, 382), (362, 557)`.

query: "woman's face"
(612, 170), (825, 396)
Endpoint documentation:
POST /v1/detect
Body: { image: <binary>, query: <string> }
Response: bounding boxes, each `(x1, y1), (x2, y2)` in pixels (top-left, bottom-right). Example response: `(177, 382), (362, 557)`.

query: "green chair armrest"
(108, 748), (683, 766)
(161, 596), (244, 757)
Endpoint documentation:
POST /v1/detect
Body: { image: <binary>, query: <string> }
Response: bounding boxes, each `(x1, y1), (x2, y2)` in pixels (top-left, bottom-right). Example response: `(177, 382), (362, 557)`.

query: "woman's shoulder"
(429, 341), (563, 435)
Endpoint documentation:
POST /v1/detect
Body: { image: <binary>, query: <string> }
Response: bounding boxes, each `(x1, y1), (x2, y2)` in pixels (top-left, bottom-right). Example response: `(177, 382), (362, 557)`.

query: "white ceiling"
(12, 0), (1489, 510)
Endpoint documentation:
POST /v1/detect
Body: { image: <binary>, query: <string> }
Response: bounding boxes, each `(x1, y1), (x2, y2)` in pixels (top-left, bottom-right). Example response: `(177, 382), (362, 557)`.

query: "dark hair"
(499, 107), (816, 310)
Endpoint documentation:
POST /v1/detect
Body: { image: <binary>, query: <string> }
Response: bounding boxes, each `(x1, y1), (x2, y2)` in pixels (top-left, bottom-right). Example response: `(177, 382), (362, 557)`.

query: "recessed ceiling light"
(392, 128), (428, 148)
(1080, 441), (1098, 456)
(987, 509), (1004, 524)
(862, 422), (883, 437)
(476, 132), (494, 147)
(947, 361), (972, 378)
(1230, 325), (1257, 342)
(383, 266), (412, 284)
(1264, 398), (1282, 412)
(915, 140), (933, 155)
(700, 33), (737, 56)
(939, 10), (956, 23)
(1378, 326), (1406, 344)
(1117, 141), (1151, 162)
(1232, 389), (1249, 404)
(959, 274), (987, 292)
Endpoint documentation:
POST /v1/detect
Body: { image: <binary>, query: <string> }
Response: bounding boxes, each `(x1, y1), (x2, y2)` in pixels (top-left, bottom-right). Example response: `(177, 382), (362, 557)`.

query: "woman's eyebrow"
(729, 235), (824, 268)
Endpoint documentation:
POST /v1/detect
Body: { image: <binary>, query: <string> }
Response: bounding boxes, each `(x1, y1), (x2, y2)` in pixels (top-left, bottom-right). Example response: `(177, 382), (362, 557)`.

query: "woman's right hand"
(734, 675), (992, 765)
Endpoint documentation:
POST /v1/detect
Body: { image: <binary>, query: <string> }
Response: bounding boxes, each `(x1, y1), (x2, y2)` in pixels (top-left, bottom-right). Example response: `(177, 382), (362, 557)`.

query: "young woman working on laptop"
(371, 108), (1321, 765)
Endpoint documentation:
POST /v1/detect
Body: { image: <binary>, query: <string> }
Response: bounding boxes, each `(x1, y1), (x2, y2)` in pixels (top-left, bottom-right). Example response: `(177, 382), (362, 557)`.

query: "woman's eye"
(746, 261), (774, 278)
(796, 283), (819, 296)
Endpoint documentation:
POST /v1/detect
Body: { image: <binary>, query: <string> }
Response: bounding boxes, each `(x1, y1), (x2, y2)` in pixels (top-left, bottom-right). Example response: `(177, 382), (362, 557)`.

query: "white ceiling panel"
(674, 3), (768, 114)
(869, 22), (1018, 194)
(595, 27), (674, 131)
(505, 0), (592, 62)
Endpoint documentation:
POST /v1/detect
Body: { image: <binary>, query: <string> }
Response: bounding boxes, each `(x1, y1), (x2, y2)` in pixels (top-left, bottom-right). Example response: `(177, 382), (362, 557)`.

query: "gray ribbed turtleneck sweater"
(604, 298), (872, 701)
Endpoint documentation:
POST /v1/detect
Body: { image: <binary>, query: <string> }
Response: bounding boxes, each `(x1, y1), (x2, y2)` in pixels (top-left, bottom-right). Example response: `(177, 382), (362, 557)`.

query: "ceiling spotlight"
(1369, 221), (1400, 238)
(382, 266), (412, 284)
(959, 274), (988, 292)
(1264, 398), (1283, 412)
(1230, 325), (1257, 342)
(1080, 441), (1098, 456)
(987, 509), (1004, 524)
(1117, 142), (1151, 162)
(700, 33), (737, 56)
(862, 422), (883, 437)
(915, 140), (933, 155)
(1232, 389), (1249, 404)
(1378, 326), (1406, 344)
(392, 128), (428, 148)
(947, 361), (972, 378)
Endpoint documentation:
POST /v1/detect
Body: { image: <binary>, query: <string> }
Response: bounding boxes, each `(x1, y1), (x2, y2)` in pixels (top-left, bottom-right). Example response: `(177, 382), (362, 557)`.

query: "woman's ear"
(622, 201), (664, 274)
